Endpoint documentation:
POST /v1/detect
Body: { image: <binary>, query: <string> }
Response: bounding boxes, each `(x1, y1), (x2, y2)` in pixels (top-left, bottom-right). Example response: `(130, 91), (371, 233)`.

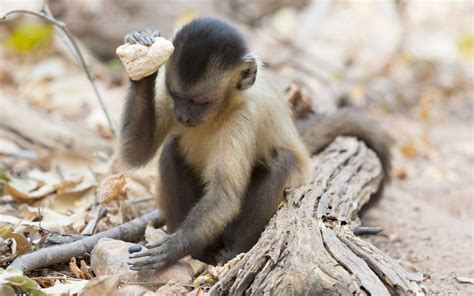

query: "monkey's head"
(165, 18), (257, 127)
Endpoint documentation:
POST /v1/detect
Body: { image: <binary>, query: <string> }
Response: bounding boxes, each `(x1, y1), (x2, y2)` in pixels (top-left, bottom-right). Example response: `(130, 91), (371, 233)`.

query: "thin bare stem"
(42, 4), (82, 64)
(1, 9), (116, 134)
(352, 226), (383, 236)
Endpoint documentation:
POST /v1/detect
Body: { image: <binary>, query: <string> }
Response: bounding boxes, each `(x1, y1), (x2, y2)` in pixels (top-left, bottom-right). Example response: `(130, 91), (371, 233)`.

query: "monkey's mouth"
(178, 121), (200, 128)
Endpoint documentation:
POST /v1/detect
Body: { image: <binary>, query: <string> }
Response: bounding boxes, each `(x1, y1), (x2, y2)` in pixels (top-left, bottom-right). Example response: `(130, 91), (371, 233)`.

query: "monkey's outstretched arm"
(128, 124), (256, 270)
(128, 173), (248, 270)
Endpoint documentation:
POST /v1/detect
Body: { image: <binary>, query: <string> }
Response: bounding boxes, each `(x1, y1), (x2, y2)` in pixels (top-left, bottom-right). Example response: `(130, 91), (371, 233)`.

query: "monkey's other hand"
(124, 29), (160, 46)
(128, 234), (184, 271)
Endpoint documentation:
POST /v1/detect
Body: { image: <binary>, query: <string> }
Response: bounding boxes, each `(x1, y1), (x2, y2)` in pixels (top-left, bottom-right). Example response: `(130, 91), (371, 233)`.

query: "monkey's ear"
(237, 54), (257, 90)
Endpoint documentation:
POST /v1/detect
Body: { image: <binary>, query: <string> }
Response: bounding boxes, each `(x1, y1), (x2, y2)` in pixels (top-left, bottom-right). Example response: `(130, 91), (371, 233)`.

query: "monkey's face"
(169, 92), (215, 127)
(166, 72), (229, 127)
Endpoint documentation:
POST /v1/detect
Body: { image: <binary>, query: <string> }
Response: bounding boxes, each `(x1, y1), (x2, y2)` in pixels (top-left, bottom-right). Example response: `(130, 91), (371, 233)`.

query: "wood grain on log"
(210, 137), (422, 295)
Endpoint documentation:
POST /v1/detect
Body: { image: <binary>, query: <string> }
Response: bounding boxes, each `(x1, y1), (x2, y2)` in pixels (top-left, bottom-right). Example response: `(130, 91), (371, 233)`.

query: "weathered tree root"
(9, 211), (162, 272)
(210, 137), (423, 295)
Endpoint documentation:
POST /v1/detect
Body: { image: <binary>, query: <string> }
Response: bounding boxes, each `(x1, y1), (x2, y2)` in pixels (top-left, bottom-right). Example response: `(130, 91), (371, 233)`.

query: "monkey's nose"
(178, 116), (194, 126)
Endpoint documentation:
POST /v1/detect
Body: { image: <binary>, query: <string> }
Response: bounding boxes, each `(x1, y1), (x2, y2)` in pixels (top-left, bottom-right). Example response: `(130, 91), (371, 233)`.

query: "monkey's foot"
(127, 235), (182, 271)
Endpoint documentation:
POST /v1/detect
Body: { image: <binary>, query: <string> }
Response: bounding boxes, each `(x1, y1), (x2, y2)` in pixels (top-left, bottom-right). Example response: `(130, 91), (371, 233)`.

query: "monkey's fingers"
(132, 32), (151, 46)
(124, 34), (139, 44)
(129, 260), (167, 271)
(128, 255), (168, 271)
(137, 30), (153, 45)
(129, 245), (167, 259)
(145, 240), (164, 248)
(128, 255), (160, 267)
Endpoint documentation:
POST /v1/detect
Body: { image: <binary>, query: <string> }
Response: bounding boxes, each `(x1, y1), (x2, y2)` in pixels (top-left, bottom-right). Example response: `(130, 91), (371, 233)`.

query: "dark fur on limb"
(9, 211), (162, 272)
(210, 137), (422, 295)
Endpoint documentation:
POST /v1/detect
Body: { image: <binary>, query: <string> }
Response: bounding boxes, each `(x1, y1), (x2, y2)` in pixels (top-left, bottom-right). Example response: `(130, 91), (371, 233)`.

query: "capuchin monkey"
(119, 18), (391, 271)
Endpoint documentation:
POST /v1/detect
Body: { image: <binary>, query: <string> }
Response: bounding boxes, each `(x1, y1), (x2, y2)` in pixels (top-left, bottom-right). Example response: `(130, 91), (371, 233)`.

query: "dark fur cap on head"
(171, 17), (248, 85)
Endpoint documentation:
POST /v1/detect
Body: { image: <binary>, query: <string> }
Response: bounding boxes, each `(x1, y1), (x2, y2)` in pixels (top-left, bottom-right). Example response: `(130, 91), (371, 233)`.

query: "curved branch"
(9, 210), (163, 272)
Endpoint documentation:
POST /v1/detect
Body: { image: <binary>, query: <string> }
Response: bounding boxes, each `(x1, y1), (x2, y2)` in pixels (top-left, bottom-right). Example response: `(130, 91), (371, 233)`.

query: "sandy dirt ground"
(364, 117), (474, 295)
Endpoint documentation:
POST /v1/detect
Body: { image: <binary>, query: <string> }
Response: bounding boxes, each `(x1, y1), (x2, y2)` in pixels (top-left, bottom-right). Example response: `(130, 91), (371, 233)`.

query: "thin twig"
(81, 206), (107, 235)
(131, 196), (155, 204)
(122, 281), (194, 288)
(0, 9), (116, 134)
(42, 3), (82, 65)
(31, 276), (85, 281)
(352, 226), (383, 236)
(10, 210), (162, 272)
(47, 234), (86, 245)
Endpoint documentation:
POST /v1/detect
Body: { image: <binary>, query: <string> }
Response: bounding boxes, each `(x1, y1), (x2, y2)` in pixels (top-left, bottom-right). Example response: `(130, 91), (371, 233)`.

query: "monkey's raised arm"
(119, 72), (173, 168)
(118, 30), (174, 168)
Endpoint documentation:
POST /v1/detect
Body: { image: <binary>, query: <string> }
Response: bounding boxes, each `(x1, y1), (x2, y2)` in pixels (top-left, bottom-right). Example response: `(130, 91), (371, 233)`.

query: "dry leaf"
(193, 272), (219, 288)
(0, 227), (33, 256)
(0, 267), (45, 296)
(41, 279), (88, 295)
(80, 259), (94, 279)
(393, 167), (407, 180)
(3, 178), (55, 202)
(418, 93), (432, 121)
(285, 83), (314, 119)
(70, 257), (86, 279)
(187, 288), (205, 296)
(96, 124), (114, 140)
(400, 142), (417, 158)
(56, 176), (85, 194)
(193, 253), (245, 287)
(78, 274), (120, 296)
(0, 207), (87, 234)
(97, 174), (127, 204)
(4, 174), (86, 203)
(456, 276), (474, 284)
(50, 180), (96, 215)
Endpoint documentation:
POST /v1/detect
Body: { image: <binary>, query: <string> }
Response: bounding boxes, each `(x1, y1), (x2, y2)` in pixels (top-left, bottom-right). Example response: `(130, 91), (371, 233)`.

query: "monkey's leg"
(129, 126), (259, 271)
(158, 137), (203, 233)
(220, 148), (295, 261)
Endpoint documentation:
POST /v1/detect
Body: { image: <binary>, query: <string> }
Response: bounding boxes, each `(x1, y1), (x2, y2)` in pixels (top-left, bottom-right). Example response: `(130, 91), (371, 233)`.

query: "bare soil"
(364, 117), (474, 295)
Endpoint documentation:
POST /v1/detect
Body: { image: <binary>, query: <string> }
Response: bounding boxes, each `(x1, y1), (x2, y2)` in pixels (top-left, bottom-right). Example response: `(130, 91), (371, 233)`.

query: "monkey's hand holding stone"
(117, 29), (174, 81)
(128, 233), (185, 271)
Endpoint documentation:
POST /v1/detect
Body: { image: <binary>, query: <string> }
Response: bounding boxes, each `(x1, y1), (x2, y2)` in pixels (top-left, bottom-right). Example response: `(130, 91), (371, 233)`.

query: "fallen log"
(9, 210), (162, 272)
(210, 137), (423, 295)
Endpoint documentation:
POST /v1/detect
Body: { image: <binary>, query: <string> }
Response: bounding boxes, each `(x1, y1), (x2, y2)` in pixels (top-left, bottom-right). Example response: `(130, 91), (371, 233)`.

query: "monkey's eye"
(189, 99), (210, 107)
(169, 91), (181, 100)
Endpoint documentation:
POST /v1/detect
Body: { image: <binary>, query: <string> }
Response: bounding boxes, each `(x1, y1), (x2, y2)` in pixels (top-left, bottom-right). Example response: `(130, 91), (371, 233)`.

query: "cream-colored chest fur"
(178, 124), (220, 177)
(167, 71), (311, 188)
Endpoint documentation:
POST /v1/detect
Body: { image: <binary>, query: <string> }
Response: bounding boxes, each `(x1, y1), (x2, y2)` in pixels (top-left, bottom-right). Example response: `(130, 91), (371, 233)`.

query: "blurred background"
(0, 0), (473, 294)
